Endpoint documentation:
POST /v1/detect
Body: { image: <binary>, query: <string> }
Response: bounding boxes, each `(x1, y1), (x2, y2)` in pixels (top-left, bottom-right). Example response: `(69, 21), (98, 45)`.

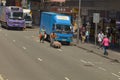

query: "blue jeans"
(86, 36), (89, 43)
(103, 46), (108, 55)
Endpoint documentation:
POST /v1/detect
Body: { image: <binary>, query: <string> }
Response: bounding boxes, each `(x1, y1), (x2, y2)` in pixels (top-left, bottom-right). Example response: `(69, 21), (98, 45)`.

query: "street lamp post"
(77, 0), (81, 44)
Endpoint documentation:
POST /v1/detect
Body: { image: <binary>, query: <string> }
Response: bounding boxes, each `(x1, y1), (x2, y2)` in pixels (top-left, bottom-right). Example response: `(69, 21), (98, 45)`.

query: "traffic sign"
(93, 13), (100, 23)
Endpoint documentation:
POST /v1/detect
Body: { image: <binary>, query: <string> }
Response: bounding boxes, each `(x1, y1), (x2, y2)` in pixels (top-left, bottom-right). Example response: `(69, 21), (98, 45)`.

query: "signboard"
(50, 0), (65, 2)
(56, 15), (69, 20)
(50, 7), (72, 13)
(93, 13), (100, 23)
(93, 13), (100, 46)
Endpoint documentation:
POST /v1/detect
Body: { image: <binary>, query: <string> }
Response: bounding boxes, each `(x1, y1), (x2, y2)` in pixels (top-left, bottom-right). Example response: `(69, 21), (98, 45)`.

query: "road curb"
(72, 42), (120, 63)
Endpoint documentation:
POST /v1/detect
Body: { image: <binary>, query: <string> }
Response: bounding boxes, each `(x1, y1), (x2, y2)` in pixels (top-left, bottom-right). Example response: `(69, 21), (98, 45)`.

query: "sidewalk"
(72, 38), (120, 63)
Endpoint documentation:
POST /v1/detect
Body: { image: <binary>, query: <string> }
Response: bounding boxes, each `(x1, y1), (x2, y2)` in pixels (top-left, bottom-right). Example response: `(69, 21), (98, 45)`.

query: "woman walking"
(102, 35), (110, 55)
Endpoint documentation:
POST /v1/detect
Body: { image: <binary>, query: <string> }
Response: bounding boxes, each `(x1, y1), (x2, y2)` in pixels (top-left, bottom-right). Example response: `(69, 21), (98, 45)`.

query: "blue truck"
(40, 12), (73, 44)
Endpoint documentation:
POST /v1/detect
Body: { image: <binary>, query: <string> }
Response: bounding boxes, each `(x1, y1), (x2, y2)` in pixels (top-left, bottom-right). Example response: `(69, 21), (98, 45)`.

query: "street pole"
(77, 0), (81, 44)
(95, 23), (98, 46)
(93, 13), (100, 46)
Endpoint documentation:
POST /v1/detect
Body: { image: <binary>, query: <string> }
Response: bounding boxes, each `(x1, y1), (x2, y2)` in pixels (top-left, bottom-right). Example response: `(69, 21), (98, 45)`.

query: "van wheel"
(22, 27), (26, 31)
(6, 25), (10, 30)
(1, 22), (4, 28)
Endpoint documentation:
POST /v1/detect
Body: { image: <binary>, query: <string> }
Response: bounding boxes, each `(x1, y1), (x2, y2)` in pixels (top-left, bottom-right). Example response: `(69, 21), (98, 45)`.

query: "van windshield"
(55, 24), (72, 33)
(9, 12), (24, 20)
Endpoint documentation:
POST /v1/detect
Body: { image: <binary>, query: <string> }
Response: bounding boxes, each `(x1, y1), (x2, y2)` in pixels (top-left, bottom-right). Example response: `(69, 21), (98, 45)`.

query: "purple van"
(0, 6), (26, 30)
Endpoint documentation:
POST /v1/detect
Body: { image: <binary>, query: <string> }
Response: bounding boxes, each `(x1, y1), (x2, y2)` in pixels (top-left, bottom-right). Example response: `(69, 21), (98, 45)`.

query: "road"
(0, 27), (120, 80)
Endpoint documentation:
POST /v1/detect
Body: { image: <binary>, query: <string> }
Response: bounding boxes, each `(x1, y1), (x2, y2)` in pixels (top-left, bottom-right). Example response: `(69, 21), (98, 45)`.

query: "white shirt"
(98, 33), (104, 42)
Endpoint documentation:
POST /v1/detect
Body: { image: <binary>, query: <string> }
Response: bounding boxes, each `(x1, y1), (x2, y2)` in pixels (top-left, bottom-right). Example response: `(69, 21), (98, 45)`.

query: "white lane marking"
(24, 36), (29, 39)
(32, 36), (34, 38)
(98, 67), (106, 71)
(57, 49), (62, 51)
(5, 34), (7, 36)
(80, 59), (88, 64)
(65, 77), (70, 80)
(119, 78), (120, 80)
(0, 74), (4, 80)
(112, 73), (120, 78)
(94, 62), (103, 64)
(87, 61), (95, 65)
(119, 72), (120, 74)
(22, 46), (27, 50)
(36, 40), (40, 42)
(37, 58), (43, 61)
(13, 40), (16, 42)
(80, 60), (95, 66)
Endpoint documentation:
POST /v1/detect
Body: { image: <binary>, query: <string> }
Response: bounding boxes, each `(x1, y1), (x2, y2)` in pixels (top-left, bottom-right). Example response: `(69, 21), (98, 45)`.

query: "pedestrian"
(97, 31), (104, 49)
(118, 34), (120, 47)
(102, 35), (110, 55)
(85, 29), (90, 43)
(81, 27), (86, 43)
(50, 32), (57, 46)
(109, 34), (114, 49)
(39, 28), (45, 43)
(81, 31), (86, 43)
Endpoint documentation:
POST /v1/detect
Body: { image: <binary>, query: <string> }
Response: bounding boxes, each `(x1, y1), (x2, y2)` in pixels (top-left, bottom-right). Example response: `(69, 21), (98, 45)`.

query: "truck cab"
(52, 23), (73, 43)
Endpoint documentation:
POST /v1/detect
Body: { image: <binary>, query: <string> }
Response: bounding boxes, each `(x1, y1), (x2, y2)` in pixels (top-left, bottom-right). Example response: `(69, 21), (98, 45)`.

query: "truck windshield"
(55, 24), (72, 33)
(9, 12), (24, 20)
(24, 15), (32, 21)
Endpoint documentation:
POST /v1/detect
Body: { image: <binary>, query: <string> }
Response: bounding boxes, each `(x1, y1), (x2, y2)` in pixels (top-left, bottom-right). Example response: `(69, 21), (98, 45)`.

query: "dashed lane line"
(37, 58), (43, 61)
(112, 73), (120, 78)
(57, 49), (62, 52)
(65, 77), (70, 80)
(22, 46), (27, 50)
(5, 34), (7, 36)
(80, 60), (95, 66)
(0, 74), (4, 80)
(98, 67), (107, 71)
(36, 40), (40, 43)
(13, 40), (16, 42)
(80, 59), (108, 72)
(87, 61), (95, 66)
(32, 36), (34, 38)
(80, 59), (88, 64)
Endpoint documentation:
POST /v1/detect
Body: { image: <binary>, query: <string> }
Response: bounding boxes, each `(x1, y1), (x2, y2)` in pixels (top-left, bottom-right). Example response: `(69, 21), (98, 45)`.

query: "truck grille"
(60, 37), (67, 39)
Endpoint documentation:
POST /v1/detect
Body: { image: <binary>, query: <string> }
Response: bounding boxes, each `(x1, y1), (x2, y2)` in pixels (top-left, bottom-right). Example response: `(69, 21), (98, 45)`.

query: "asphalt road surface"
(0, 27), (120, 80)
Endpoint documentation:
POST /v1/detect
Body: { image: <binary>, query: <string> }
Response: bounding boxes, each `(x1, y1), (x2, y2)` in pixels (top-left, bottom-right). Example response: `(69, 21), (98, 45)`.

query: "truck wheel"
(66, 42), (70, 45)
